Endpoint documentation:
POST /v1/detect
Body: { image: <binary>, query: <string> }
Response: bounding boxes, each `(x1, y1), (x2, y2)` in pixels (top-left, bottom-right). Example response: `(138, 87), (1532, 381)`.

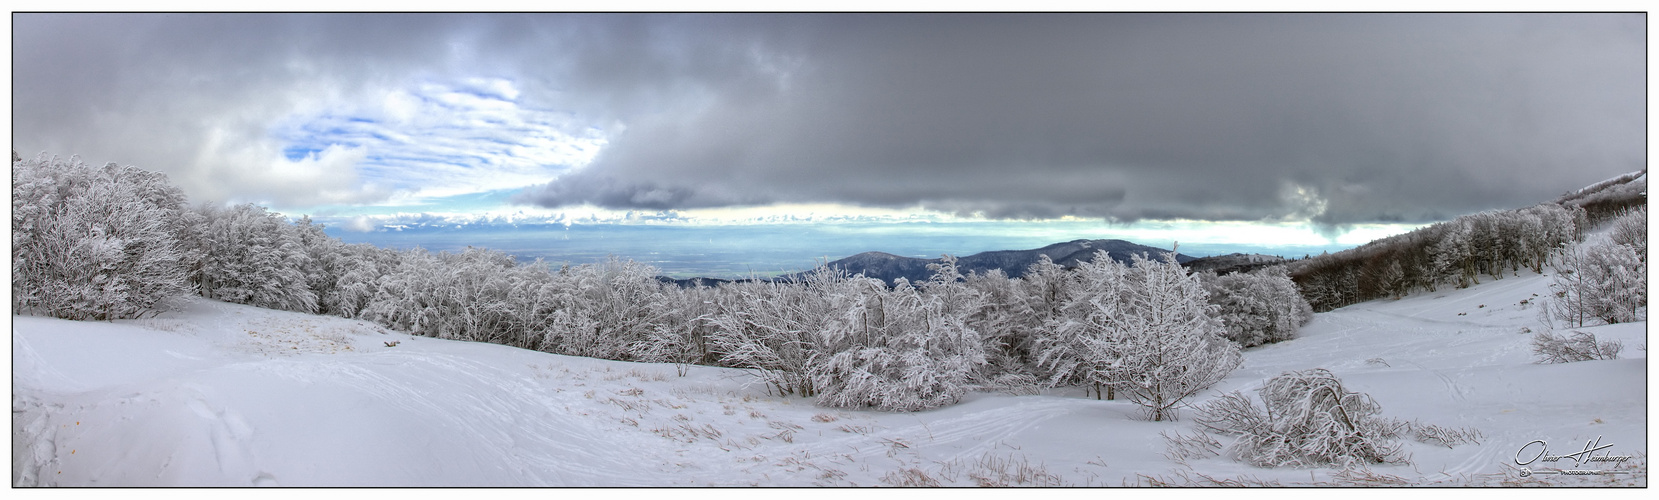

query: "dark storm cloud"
(512, 13), (1646, 224)
(13, 13), (1645, 224)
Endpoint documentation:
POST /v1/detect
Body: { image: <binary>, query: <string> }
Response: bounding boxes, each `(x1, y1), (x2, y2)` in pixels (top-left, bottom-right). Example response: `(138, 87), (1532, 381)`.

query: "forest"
(1289, 171), (1646, 320)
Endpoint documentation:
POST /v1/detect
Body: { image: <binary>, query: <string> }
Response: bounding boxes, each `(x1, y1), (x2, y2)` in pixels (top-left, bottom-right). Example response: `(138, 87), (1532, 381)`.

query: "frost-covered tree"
(963, 268), (1043, 391)
(1094, 253), (1242, 421)
(1547, 240), (1646, 327)
(432, 247), (527, 344)
(1193, 369), (1408, 468)
(321, 243), (400, 319)
(1530, 330), (1622, 364)
(631, 281), (722, 374)
(1034, 250), (1128, 398)
(541, 256), (669, 360)
(292, 216), (342, 309)
(1609, 206), (1646, 259)
(1205, 266), (1314, 348)
(1038, 251), (1241, 419)
(812, 260), (986, 412)
(1292, 201), (1586, 311)
(708, 269), (847, 397)
(360, 247), (448, 335)
(1431, 222), (1475, 289)
(193, 203), (318, 313)
(12, 154), (193, 319)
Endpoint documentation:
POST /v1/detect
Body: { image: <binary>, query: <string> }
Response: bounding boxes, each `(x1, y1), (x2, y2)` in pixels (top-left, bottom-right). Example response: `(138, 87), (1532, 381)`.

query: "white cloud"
(268, 77), (609, 209)
(343, 216), (378, 233)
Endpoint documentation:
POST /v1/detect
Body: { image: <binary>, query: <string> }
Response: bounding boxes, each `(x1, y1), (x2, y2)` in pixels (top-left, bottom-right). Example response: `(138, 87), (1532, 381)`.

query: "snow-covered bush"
(1039, 252), (1240, 420)
(430, 248), (530, 345)
(12, 154), (193, 320)
(1101, 253), (1242, 421)
(631, 282), (722, 374)
(963, 267), (1043, 392)
(321, 243), (400, 319)
(1205, 266), (1314, 348)
(1194, 369), (1408, 467)
(1530, 330), (1622, 363)
(1609, 206), (1646, 258)
(1034, 251), (1128, 398)
(707, 269), (846, 397)
(535, 256), (668, 360)
(360, 248), (449, 336)
(193, 203), (318, 313)
(812, 258), (986, 411)
(1547, 240), (1646, 327)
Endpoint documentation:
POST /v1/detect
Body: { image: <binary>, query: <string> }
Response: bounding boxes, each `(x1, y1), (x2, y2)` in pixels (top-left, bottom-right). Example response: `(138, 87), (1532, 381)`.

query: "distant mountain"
(819, 239), (1194, 286)
(657, 276), (737, 288)
(1553, 169), (1647, 224)
(1181, 253), (1289, 276)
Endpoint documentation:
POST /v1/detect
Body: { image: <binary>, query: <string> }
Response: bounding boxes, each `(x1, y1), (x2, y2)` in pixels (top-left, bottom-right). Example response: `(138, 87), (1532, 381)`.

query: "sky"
(9, 13), (1648, 263)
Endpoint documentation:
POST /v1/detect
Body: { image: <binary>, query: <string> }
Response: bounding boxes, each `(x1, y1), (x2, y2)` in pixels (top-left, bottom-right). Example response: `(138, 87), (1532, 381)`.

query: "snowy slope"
(12, 269), (1647, 486)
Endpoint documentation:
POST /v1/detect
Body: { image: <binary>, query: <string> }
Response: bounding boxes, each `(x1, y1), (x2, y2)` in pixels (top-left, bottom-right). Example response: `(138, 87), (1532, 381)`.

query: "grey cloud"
(13, 13), (1645, 224)
(515, 13), (1645, 224)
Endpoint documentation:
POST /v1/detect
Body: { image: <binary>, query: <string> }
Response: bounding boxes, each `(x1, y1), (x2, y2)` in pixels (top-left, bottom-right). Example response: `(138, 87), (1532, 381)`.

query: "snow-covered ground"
(11, 268), (1646, 486)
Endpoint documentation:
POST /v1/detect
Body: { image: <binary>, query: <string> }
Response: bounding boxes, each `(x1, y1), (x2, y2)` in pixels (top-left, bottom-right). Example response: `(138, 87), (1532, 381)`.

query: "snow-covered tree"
(812, 260), (986, 412)
(963, 268), (1043, 391)
(1547, 240), (1646, 327)
(546, 256), (670, 360)
(1609, 206), (1646, 258)
(1034, 250), (1128, 398)
(1205, 266), (1314, 348)
(360, 247), (448, 336)
(1094, 253), (1242, 421)
(707, 269), (845, 397)
(631, 282), (722, 374)
(292, 215), (342, 309)
(432, 247), (526, 344)
(321, 243), (400, 319)
(1038, 251), (1241, 419)
(1530, 330), (1622, 364)
(12, 154), (194, 320)
(1193, 369), (1408, 468)
(1430, 221), (1475, 289)
(192, 203), (318, 313)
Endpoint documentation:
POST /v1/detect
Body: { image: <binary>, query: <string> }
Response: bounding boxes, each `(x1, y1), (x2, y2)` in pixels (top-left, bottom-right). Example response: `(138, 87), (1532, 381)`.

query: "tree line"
(1291, 203), (1587, 311)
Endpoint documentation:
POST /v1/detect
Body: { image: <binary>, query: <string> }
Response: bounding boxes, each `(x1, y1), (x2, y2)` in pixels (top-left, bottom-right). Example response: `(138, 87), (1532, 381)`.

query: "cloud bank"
(13, 13), (1645, 224)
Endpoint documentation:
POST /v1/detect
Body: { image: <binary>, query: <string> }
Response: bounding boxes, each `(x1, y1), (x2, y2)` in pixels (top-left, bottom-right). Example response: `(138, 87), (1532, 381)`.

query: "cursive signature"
(1515, 436), (1633, 468)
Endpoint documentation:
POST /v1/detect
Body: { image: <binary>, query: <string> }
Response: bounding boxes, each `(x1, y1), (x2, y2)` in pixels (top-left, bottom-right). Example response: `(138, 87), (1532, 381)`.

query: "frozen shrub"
(541, 256), (669, 360)
(1205, 266), (1315, 348)
(812, 259), (985, 412)
(12, 154), (193, 320)
(707, 267), (852, 397)
(193, 203), (318, 313)
(1405, 420), (1483, 448)
(1103, 253), (1241, 420)
(1547, 241), (1646, 327)
(631, 283), (722, 374)
(1194, 369), (1408, 468)
(1038, 252), (1240, 419)
(1608, 205), (1646, 257)
(1530, 330), (1622, 363)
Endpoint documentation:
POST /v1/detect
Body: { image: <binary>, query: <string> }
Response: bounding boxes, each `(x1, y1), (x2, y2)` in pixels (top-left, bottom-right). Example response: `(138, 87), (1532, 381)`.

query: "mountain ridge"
(660, 239), (1198, 287)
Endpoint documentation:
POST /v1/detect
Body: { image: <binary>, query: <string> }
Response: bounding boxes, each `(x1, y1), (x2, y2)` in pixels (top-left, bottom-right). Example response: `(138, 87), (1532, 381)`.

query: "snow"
(12, 268), (1647, 486)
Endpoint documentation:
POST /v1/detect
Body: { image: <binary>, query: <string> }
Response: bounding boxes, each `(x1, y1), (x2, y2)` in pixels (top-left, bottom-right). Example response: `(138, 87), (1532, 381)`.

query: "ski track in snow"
(11, 267), (1647, 486)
